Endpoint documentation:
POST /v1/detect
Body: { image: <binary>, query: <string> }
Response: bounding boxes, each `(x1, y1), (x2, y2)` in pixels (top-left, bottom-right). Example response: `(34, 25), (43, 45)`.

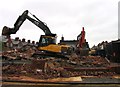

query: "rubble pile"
(2, 62), (116, 80)
(2, 45), (37, 60)
(68, 55), (109, 67)
(1, 42), (118, 80)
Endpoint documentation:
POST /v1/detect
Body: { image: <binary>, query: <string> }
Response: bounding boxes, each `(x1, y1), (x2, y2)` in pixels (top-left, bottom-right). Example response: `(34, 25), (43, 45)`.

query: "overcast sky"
(0, 0), (119, 47)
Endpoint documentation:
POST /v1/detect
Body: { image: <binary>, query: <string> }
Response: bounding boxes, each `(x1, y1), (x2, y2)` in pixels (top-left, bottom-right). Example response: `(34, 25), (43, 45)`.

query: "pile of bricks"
(1, 37), (119, 80)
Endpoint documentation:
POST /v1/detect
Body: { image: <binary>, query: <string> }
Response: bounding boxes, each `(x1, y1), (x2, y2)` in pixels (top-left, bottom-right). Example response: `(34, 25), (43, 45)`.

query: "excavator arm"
(2, 10), (54, 36)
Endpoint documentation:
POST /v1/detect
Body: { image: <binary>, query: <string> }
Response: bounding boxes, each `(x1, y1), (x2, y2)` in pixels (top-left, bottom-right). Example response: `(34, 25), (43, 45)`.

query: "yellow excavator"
(2, 10), (71, 58)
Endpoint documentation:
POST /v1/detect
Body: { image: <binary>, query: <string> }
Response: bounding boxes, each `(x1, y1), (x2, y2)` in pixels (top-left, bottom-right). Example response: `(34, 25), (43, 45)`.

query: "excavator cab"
(38, 34), (56, 47)
(38, 35), (66, 53)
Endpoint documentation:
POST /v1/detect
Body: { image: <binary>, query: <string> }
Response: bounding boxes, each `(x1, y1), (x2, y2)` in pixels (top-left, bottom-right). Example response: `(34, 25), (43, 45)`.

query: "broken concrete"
(1, 38), (120, 81)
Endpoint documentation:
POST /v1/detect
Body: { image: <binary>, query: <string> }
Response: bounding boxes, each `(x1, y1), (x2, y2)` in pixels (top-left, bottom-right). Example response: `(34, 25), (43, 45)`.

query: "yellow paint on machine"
(38, 44), (70, 53)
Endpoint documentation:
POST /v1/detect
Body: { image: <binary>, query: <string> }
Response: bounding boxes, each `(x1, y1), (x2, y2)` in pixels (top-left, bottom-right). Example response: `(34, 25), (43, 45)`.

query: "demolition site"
(0, 10), (120, 86)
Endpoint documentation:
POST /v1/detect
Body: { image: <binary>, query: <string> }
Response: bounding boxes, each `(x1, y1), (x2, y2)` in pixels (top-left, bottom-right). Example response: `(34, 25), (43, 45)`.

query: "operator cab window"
(39, 36), (56, 46)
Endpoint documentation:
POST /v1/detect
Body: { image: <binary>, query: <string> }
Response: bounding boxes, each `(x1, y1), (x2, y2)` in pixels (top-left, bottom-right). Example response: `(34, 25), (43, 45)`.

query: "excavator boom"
(2, 10), (54, 36)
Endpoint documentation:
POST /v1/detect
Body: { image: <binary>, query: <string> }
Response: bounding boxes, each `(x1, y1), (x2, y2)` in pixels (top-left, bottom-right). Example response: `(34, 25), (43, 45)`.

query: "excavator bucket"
(2, 26), (10, 36)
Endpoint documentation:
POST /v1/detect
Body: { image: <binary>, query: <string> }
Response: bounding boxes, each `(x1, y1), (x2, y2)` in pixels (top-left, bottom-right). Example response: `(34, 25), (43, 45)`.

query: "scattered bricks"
(31, 59), (47, 73)
(45, 62), (55, 70)
(3, 64), (21, 75)
(2, 50), (17, 60)
(59, 69), (70, 77)
(64, 67), (110, 72)
(25, 48), (35, 58)
(2, 65), (10, 71)
(63, 67), (115, 76)
(2, 61), (118, 80)
(108, 63), (120, 74)
(2, 41), (119, 80)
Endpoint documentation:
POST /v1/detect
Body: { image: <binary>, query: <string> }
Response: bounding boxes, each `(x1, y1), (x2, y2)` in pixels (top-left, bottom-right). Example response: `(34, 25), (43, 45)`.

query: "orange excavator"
(76, 27), (90, 56)
(77, 27), (85, 48)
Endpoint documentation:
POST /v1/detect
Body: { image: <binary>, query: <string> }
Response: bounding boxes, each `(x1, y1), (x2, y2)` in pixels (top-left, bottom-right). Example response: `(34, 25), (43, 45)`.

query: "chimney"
(27, 40), (31, 43)
(15, 37), (19, 41)
(22, 38), (25, 42)
(32, 41), (35, 45)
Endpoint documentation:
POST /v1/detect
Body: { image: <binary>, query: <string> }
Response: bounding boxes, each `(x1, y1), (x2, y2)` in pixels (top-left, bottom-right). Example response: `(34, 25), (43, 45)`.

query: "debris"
(2, 38), (120, 80)
(31, 59), (47, 73)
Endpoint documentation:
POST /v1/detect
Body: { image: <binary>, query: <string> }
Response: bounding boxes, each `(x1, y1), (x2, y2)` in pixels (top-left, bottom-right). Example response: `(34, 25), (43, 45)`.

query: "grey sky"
(0, 0), (119, 47)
